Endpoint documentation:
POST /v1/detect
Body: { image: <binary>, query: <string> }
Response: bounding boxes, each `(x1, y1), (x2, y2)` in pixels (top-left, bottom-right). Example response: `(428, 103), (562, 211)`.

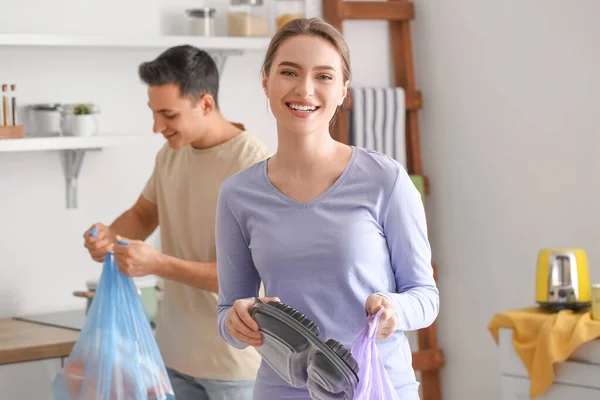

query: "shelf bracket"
(208, 50), (243, 76)
(60, 148), (100, 209)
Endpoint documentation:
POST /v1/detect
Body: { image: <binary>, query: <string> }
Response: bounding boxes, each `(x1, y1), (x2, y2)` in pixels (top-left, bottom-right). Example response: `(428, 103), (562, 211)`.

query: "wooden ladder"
(321, 1), (444, 399)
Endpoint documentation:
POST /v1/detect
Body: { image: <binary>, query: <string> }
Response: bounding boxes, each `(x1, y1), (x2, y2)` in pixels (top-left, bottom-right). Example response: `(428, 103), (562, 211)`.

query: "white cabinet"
(498, 328), (600, 399)
(501, 375), (600, 400)
(0, 358), (63, 399)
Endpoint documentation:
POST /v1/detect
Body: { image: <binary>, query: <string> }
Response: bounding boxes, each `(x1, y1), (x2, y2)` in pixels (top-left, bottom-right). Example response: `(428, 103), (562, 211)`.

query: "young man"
(83, 45), (269, 399)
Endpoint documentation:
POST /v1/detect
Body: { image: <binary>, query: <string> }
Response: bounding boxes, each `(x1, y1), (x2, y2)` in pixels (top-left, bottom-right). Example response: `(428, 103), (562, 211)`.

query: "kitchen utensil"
(536, 248), (591, 311)
(251, 299), (359, 400)
(186, 8), (216, 36)
(28, 103), (63, 137)
(2, 84), (9, 126)
(11, 84), (17, 125)
(73, 291), (95, 299)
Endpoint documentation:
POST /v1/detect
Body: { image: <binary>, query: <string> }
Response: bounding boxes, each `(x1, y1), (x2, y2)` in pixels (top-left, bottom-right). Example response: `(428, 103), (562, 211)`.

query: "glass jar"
(228, 0), (271, 37)
(274, 0), (305, 31)
(186, 8), (217, 37)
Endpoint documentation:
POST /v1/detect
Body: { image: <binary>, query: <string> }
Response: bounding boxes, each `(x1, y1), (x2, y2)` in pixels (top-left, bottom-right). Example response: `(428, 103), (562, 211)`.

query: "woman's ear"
(262, 70), (269, 98)
(339, 80), (350, 106)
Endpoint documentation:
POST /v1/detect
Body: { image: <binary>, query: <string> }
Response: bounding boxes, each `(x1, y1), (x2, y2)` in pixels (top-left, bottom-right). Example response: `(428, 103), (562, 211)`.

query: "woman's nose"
(294, 77), (314, 98)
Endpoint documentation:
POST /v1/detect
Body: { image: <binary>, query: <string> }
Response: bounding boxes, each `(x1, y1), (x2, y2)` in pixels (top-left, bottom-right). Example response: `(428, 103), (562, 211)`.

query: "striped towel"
(350, 87), (406, 167)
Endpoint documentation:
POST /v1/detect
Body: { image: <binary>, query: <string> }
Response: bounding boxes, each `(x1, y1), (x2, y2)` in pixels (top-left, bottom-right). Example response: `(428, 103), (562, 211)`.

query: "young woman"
(215, 17), (439, 399)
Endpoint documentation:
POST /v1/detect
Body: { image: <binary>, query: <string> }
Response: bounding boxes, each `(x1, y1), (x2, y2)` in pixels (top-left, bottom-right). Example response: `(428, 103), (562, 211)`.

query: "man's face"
(147, 83), (207, 149)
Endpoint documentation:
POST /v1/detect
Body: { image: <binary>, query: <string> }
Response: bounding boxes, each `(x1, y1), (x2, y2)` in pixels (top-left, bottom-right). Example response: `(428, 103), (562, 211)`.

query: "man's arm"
(110, 195), (159, 241)
(157, 257), (218, 293)
(114, 242), (219, 294)
(111, 195), (219, 293)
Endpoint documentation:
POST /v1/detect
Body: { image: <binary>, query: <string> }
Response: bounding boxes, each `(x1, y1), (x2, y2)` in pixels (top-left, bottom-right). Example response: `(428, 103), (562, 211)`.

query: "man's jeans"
(167, 368), (254, 400)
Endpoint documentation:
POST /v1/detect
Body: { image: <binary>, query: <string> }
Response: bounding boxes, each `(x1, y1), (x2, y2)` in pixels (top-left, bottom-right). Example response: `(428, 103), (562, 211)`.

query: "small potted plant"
(74, 103), (91, 116)
(62, 103), (99, 137)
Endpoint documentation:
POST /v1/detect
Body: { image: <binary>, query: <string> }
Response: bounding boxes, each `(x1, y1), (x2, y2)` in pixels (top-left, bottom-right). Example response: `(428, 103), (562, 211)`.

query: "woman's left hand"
(365, 294), (397, 339)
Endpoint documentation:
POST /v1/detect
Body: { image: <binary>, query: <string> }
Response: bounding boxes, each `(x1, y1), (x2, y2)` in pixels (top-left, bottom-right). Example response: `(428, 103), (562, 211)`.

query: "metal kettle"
(535, 248), (591, 311)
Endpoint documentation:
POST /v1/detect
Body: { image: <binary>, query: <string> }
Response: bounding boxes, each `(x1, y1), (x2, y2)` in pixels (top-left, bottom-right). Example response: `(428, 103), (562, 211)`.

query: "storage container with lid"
(228, 0), (270, 37)
(186, 8), (217, 37)
(28, 103), (63, 137)
(274, 0), (305, 31)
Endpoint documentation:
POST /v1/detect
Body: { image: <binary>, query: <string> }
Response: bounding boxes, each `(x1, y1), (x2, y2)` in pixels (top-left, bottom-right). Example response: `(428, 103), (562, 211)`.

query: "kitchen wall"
(1, 1), (599, 399)
(409, 1), (600, 399)
(0, 0), (278, 317)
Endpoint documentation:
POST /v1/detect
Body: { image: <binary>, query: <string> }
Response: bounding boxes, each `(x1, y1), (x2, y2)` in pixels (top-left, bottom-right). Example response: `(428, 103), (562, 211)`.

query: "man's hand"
(365, 294), (397, 340)
(83, 223), (116, 262)
(113, 236), (164, 277)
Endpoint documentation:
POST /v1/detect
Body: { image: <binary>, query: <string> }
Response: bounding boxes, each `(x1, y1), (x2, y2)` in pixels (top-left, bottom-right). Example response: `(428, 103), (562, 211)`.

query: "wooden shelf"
(0, 134), (162, 152)
(339, 1), (415, 21)
(0, 34), (271, 52)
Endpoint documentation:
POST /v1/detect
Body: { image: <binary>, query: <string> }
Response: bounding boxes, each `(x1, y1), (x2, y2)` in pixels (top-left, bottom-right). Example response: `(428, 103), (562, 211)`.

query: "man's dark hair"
(138, 45), (219, 108)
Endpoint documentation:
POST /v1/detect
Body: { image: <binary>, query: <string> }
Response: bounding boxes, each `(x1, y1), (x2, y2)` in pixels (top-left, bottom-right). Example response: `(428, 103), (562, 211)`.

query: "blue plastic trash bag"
(52, 238), (174, 400)
(350, 309), (401, 400)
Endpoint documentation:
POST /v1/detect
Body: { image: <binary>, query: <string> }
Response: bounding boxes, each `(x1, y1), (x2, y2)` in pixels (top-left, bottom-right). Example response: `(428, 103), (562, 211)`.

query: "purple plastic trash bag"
(350, 308), (401, 400)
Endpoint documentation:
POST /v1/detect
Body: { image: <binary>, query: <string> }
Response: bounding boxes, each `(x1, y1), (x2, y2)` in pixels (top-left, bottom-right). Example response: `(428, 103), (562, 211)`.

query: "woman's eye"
(165, 114), (177, 119)
(281, 70), (297, 77)
(317, 75), (333, 81)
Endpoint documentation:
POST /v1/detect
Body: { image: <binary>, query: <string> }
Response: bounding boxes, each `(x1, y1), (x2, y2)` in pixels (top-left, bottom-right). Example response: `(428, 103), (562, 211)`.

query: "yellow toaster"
(536, 248), (591, 311)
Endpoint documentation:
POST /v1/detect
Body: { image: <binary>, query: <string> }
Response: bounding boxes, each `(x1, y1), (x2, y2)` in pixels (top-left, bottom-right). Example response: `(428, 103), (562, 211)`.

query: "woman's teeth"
(288, 104), (317, 112)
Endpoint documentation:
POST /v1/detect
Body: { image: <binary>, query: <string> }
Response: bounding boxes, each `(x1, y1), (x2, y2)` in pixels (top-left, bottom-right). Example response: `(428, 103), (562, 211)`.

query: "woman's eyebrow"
(277, 61), (336, 71)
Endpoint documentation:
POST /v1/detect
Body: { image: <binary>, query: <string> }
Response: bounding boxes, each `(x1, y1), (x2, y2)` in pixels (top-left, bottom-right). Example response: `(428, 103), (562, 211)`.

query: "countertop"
(0, 318), (79, 365)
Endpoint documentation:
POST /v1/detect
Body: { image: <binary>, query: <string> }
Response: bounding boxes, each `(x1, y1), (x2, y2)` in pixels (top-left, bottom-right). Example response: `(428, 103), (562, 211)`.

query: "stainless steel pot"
(27, 103), (63, 137)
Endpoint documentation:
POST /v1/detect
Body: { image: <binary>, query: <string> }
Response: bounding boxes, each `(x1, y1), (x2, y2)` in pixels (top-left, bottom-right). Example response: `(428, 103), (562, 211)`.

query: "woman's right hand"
(227, 297), (280, 347)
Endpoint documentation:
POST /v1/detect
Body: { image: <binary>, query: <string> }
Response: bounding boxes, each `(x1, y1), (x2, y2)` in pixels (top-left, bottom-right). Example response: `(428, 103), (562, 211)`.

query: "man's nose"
(153, 117), (165, 134)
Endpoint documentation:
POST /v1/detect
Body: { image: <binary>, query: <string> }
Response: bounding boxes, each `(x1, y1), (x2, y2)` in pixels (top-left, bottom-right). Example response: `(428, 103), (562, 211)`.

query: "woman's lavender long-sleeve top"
(215, 146), (439, 399)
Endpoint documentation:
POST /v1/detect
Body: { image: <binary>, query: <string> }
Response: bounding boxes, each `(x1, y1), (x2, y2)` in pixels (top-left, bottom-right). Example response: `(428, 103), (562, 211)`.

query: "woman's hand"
(226, 297), (281, 347)
(365, 294), (397, 339)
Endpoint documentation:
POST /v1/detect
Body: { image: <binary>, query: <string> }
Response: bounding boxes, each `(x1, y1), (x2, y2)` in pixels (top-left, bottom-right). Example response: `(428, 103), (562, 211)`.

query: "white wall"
(0, 0), (277, 317)
(409, 1), (600, 399)
(2, 1), (599, 399)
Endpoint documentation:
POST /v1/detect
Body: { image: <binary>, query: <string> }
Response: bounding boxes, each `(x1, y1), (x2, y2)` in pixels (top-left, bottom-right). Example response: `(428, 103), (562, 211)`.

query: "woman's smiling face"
(263, 34), (349, 136)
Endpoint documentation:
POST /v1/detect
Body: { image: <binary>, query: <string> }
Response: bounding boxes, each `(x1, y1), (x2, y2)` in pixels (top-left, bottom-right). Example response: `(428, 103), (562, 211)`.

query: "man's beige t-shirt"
(141, 130), (270, 381)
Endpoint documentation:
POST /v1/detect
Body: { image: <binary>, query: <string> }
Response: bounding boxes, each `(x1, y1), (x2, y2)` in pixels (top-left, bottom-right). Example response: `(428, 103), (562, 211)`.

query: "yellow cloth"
(488, 307), (600, 398)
